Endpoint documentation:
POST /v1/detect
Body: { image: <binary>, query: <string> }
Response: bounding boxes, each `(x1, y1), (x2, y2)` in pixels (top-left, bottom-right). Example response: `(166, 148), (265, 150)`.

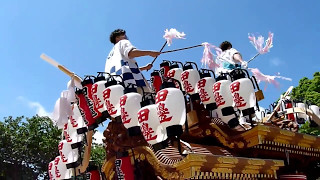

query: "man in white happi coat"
(217, 41), (248, 73)
(105, 29), (160, 92)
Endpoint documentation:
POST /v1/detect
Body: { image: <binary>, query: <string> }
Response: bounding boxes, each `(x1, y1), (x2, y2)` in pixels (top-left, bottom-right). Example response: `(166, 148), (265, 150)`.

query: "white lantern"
(58, 140), (79, 169)
(181, 62), (200, 97)
(66, 119), (84, 145)
(120, 92), (142, 136)
(52, 96), (73, 129)
(310, 105), (320, 117)
(91, 79), (110, 123)
(155, 88), (186, 137)
(213, 79), (239, 128)
(103, 85), (124, 118)
(48, 161), (55, 180)
(138, 104), (167, 145)
(216, 110), (238, 127)
(296, 102), (307, 120)
(230, 78), (256, 116)
(54, 156), (73, 180)
(69, 103), (87, 135)
(196, 77), (216, 108)
(167, 68), (185, 91)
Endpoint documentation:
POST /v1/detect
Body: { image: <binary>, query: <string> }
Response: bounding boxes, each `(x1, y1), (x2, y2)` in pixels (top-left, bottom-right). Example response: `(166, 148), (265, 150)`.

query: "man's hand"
(149, 51), (161, 57)
(145, 63), (153, 70)
(241, 61), (248, 69)
(140, 63), (153, 71)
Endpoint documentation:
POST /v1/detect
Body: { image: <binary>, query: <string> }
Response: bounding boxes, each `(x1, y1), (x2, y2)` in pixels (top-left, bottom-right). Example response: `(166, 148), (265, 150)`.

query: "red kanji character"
(214, 92), (225, 107)
(232, 92), (247, 108)
(181, 71), (189, 81)
(121, 107), (131, 124)
(59, 151), (67, 163)
(119, 95), (127, 107)
(103, 88), (111, 100)
(54, 157), (60, 165)
(105, 100), (117, 115)
(92, 94), (104, 110)
(199, 88), (210, 102)
(58, 141), (64, 151)
(230, 81), (240, 93)
(197, 79), (206, 88)
(55, 166), (61, 178)
(155, 89), (169, 103)
(63, 130), (72, 143)
(213, 82), (221, 92)
(140, 122), (157, 141)
(183, 80), (194, 93)
(63, 123), (68, 130)
(48, 162), (53, 170)
(137, 108), (150, 123)
(70, 115), (78, 128)
(91, 84), (98, 94)
(157, 103), (173, 123)
(167, 70), (175, 78)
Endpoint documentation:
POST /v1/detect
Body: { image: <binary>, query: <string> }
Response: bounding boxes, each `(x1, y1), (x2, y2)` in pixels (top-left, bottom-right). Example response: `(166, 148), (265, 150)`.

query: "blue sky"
(1, 1), (319, 134)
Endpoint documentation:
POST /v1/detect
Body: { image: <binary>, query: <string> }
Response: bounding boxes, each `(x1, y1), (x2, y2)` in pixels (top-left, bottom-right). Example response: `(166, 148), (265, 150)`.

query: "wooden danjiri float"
(42, 39), (320, 179)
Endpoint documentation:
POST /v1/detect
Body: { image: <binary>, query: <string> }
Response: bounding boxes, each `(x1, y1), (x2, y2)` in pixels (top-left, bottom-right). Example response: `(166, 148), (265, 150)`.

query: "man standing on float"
(217, 41), (248, 72)
(105, 29), (161, 92)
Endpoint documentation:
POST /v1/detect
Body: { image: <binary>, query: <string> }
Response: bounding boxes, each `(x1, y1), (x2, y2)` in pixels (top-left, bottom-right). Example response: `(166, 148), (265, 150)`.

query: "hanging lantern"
(138, 104), (167, 150)
(103, 75), (124, 121)
(155, 88), (186, 137)
(150, 70), (162, 93)
(51, 94), (73, 129)
(120, 90), (142, 136)
(296, 102), (307, 122)
(115, 151), (135, 180)
(58, 140), (79, 169)
(48, 161), (55, 180)
(283, 99), (295, 121)
(181, 62), (200, 100)
(81, 76), (103, 130)
(75, 88), (98, 130)
(91, 72), (111, 124)
(54, 156), (73, 180)
(229, 69), (258, 119)
(66, 118), (84, 146)
(86, 164), (101, 180)
(213, 75), (239, 128)
(159, 60), (171, 79)
(69, 103), (87, 135)
(167, 61), (185, 91)
(310, 105), (320, 117)
(63, 123), (73, 144)
(196, 69), (217, 111)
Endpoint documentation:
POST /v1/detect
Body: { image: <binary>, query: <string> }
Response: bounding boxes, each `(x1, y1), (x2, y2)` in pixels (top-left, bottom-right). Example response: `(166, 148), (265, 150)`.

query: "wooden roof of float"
(102, 146), (284, 180)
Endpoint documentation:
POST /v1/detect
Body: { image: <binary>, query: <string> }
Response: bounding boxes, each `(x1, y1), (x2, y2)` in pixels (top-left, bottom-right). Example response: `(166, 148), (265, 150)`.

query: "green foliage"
(0, 115), (61, 179)
(291, 72), (320, 136)
(291, 72), (320, 106)
(91, 143), (106, 166)
(298, 121), (320, 136)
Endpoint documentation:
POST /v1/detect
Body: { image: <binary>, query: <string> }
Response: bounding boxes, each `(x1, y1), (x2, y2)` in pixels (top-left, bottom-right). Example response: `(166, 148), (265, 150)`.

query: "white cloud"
(16, 96), (51, 117)
(93, 131), (105, 144)
(270, 57), (284, 66)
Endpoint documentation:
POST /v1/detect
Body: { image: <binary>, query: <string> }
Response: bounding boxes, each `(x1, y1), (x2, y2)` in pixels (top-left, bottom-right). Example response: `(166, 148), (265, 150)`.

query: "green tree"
(299, 121), (320, 136)
(291, 72), (320, 106)
(290, 72), (320, 135)
(0, 115), (61, 179)
(91, 143), (106, 166)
